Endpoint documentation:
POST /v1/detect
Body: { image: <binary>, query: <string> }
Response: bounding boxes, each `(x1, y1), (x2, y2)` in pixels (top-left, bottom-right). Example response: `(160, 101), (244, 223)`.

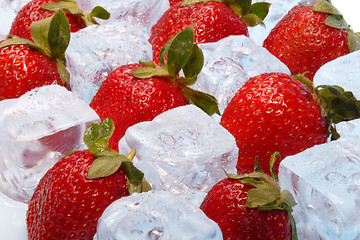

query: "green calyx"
(293, 74), (360, 141)
(131, 26), (220, 116)
(227, 152), (298, 240)
(180, 0), (271, 27)
(0, 10), (71, 86)
(41, 0), (110, 26)
(85, 118), (151, 195)
(306, 0), (360, 52)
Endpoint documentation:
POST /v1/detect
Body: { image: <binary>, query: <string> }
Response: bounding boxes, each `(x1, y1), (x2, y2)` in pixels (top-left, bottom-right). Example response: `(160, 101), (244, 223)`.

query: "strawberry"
(220, 72), (360, 176)
(90, 27), (219, 151)
(149, 0), (270, 63)
(0, 10), (70, 100)
(9, 0), (110, 41)
(200, 153), (298, 240)
(263, 0), (360, 81)
(26, 118), (151, 240)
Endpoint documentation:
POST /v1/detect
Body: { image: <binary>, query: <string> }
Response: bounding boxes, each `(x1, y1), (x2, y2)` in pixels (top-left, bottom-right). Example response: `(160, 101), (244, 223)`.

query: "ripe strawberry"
(90, 27), (219, 151)
(200, 154), (298, 240)
(220, 72), (360, 176)
(149, 0), (270, 63)
(26, 118), (151, 240)
(263, 0), (360, 81)
(0, 10), (70, 100)
(9, 0), (110, 41)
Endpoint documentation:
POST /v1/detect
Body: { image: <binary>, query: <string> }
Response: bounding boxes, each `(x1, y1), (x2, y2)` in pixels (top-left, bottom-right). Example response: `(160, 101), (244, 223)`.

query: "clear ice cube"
(94, 190), (223, 240)
(0, 85), (100, 203)
(279, 129), (360, 239)
(194, 35), (290, 115)
(118, 105), (238, 196)
(78, 0), (169, 33)
(249, 0), (299, 45)
(0, 190), (27, 239)
(314, 50), (360, 99)
(66, 20), (153, 104)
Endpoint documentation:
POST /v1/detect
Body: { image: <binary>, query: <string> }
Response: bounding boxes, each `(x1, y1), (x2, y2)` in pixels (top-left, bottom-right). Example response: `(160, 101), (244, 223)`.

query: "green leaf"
(0, 36), (34, 49)
(56, 59), (70, 86)
(131, 67), (170, 78)
(181, 86), (220, 115)
(269, 152), (281, 181)
(241, 13), (265, 27)
(246, 187), (278, 208)
(180, 0), (219, 7)
(83, 118), (115, 153)
(324, 15), (349, 30)
(280, 190), (297, 209)
(90, 6), (110, 20)
(40, 1), (78, 11)
(347, 29), (360, 53)
(48, 10), (71, 59)
(249, 2), (271, 20)
(312, 0), (342, 16)
(87, 154), (125, 179)
(30, 16), (53, 55)
(166, 26), (195, 76)
(183, 44), (204, 80)
(123, 161), (152, 194)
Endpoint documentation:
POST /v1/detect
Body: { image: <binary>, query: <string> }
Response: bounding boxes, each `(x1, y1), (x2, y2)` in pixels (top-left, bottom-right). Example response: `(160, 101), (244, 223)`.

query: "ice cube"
(249, 0), (299, 45)
(194, 35), (290, 115)
(0, 85), (100, 203)
(94, 190), (223, 240)
(66, 20), (153, 104)
(314, 50), (360, 99)
(279, 132), (360, 239)
(118, 105), (238, 196)
(0, 191), (27, 240)
(78, 0), (169, 33)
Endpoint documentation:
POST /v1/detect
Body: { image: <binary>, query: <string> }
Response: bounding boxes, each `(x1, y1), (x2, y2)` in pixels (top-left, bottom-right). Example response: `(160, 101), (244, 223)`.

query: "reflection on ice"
(279, 119), (360, 239)
(118, 105), (238, 196)
(0, 85), (100, 203)
(94, 191), (223, 240)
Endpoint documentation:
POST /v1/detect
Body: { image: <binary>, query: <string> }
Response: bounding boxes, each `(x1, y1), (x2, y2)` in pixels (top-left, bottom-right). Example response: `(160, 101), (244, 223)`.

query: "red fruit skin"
(89, 63), (189, 151)
(149, 1), (249, 63)
(0, 44), (63, 100)
(263, 5), (349, 81)
(26, 150), (129, 240)
(221, 73), (328, 175)
(9, 0), (86, 41)
(200, 178), (291, 240)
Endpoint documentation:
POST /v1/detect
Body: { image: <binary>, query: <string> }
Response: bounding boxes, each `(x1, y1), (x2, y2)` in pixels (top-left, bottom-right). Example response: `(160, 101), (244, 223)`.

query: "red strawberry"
(200, 153), (297, 240)
(149, 0), (270, 63)
(263, 0), (360, 81)
(9, 0), (109, 41)
(90, 27), (219, 151)
(0, 10), (70, 100)
(26, 118), (151, 240)
(220, 72), (360, 176)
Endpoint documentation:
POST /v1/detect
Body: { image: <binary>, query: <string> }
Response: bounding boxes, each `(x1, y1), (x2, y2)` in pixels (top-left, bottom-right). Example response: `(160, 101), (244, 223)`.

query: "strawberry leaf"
(56, 59), (70, 86)
(40, 0), (78, 11)
(181, 86), (220, 115)
(347, 29), (360, 53)
(84, 118), (114, 154)
(87, 153), (126, 179)
(89, 6), (111, 20)
(166, 26), (195, 76)
(131, 67), (170, 78)
(48, 10), (71, 59)
(312, 0), (342, 17)
(241, 13), (265, 27)
(249, 2), (271, 20)
(183, 44), (204, 80)
(324, 15), (349, 30)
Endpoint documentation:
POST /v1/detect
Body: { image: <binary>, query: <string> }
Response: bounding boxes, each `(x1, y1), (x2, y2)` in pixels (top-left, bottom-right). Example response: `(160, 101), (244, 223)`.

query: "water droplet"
(325, 172), (347, 185)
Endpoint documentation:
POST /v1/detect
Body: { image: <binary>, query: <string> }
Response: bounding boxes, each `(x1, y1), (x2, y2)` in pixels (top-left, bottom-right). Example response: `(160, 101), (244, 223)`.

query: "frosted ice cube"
(0, 85), (100, 203)
(194, 35), (290, 114)
(314, 50), (360, 99)
(249, 0), (299, 45)
(0, 191), (27, 240)
(66, 20), (153, 104)
(279, 134), (360, 239)
(336, 119), (360, 140)
(94, 190), (223, 240)
(118, 105), (238, 196)
(78, 0), (169, 33)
